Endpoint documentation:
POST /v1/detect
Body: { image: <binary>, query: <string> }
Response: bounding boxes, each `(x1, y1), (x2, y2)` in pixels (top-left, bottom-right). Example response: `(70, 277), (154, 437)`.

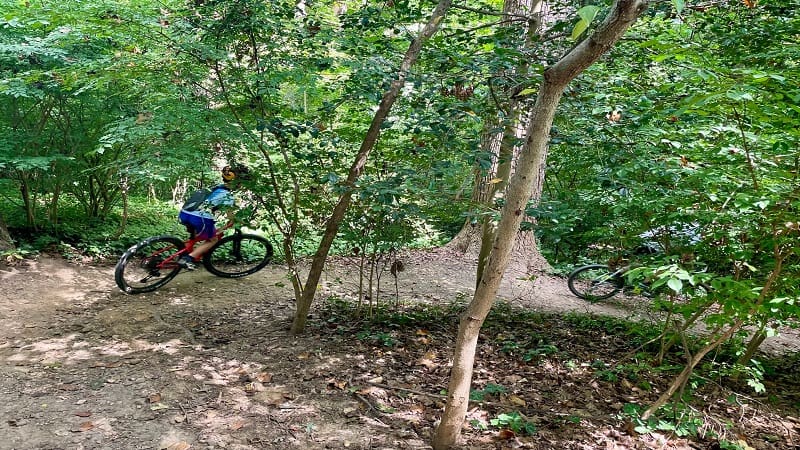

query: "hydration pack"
(181, 188), (211, 212)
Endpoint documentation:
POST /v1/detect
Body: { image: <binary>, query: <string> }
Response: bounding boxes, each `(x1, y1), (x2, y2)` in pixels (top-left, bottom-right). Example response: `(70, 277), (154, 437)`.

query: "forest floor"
(1, 249), (799, 450)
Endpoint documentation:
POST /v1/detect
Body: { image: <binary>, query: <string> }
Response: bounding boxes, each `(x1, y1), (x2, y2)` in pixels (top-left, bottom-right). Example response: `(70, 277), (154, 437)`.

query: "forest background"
(1, 0), (799, 449)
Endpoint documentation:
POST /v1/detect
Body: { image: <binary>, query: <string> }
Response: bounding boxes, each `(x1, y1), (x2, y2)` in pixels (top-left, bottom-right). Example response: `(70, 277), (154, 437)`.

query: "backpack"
(181, 188), (211, 212)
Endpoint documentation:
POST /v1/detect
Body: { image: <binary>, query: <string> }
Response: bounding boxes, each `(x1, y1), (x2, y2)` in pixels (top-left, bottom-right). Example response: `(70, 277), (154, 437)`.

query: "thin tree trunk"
(19, 173), (36, 229)
(290, 0), (454, 335)
(642, 320), (744, 420)
(432, 1), (649, 447)
(738, 327), (767, 367)
(113, 177), (129, 239)
(0, 215), (14, 252)
(644, 247), (788, 419)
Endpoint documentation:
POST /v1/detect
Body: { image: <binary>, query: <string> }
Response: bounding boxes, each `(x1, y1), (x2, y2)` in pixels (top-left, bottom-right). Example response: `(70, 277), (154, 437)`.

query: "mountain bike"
(114, 224), (273, 294)
(567, 262), (644, 302)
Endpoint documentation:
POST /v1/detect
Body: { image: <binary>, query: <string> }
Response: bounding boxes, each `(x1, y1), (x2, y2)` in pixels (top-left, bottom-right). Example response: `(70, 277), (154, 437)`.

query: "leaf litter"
(0, 254), (798, 449)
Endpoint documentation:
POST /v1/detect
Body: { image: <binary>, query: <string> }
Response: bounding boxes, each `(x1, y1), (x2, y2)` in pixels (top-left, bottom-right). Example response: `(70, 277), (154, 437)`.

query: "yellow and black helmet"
(222, 164), (249, 182)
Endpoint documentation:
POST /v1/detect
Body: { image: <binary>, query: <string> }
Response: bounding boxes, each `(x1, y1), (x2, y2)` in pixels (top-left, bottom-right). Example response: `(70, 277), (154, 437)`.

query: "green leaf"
(673, 0), (685, 14)
(572, 20), (589, 40)
(571, 6), (600, 40)
(578, 5), (601, 24)
(667, 278), (683, 293)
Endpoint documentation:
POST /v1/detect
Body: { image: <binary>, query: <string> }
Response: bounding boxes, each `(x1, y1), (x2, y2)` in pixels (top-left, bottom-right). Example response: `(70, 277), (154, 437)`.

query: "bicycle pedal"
(177, 256), (197, 270)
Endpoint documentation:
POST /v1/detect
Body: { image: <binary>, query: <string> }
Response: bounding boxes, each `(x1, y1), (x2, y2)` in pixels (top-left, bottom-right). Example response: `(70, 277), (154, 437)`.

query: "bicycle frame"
(152, 223), (234, 271)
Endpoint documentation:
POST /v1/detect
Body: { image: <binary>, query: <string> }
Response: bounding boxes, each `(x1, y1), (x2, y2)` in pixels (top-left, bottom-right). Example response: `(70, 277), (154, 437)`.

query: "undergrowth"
(312, 296), (800, 447)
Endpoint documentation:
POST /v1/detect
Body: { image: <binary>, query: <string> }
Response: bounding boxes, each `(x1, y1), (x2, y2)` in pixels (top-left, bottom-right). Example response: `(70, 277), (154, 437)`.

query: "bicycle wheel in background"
(567, 264), (624, 301)
(115, 235), (184, 294)
(203, 233), (273, 278)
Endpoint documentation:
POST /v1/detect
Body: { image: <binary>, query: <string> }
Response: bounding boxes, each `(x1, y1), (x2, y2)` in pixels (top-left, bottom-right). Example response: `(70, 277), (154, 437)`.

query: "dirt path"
(0, 251), (797, 450)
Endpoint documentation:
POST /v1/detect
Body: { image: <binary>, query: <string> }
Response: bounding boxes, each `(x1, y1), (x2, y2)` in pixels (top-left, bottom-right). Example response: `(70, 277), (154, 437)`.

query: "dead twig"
(178, 403), (189, 424)
(365, 381), (511, 408)
(366, 381), (446, 400)
(354, 393), (386, 417)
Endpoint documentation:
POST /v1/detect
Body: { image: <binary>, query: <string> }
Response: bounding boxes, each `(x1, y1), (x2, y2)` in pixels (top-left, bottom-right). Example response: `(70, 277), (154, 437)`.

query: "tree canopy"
(1, 0), (798, 447)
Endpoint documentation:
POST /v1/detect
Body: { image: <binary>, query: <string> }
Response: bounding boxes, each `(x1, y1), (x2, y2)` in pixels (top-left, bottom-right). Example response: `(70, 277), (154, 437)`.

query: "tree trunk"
(450, 0), (549, 276)
(0, 215), (14, 252)
(290, 0), (454, 335)
(432, 1), (649, 447)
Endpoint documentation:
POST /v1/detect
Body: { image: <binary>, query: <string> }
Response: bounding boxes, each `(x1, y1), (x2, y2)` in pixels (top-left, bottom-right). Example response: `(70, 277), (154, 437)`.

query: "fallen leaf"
(416, 357), (436, 369)
(243, 382), (265, 394)
(254, 389), (288, 406)
(74, 411), (92, 417)
(327, 379), (347, 390)
(255, 372), (273, 383)
(497, 429), (516, 440)
(148, 393), (162, 403)
(507, 394), (526, 407)
(164, 442), (191, 450)
(70, 421), (94, 433)
(229, 419), (247, 430)
(415, 351), (437, 369)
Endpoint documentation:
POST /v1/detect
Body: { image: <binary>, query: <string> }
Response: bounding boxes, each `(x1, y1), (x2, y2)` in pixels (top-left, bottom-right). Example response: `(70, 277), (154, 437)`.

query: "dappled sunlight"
(3, 334), (195, 366)
(2, 251), (799, 449)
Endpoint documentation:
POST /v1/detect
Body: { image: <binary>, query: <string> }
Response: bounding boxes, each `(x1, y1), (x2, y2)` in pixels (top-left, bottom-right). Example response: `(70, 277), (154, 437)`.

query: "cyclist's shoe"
(177, 255), (196, 270)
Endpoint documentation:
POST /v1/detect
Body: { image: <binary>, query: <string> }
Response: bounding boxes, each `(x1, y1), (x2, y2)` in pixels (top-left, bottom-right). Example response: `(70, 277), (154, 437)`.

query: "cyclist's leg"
(187, 217), (218, 260)
(176, 214), (216, 269)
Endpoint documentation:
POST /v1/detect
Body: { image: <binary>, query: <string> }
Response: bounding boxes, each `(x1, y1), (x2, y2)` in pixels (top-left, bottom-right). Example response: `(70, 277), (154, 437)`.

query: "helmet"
(221, 164), (249, 182)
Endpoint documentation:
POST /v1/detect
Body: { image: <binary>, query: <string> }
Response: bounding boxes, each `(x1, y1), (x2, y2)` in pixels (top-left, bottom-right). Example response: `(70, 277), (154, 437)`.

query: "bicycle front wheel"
(567, 264), (624, 301)
(115, 235), (184, 294)
(203, 233), (273, 278)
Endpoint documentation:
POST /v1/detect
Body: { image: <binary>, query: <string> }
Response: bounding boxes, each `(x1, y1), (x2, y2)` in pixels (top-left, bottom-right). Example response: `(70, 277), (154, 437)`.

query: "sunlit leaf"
(667, 278), (683, 293)
(578, 5), (601, 23)
(572, 19), (589, 40)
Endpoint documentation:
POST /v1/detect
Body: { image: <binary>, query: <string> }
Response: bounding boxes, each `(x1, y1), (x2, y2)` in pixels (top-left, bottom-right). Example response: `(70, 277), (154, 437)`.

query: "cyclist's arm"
(224, 209), (235, 228)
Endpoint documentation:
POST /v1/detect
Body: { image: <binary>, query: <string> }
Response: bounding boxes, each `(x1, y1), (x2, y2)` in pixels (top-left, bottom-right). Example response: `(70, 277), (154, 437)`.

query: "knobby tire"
(114, 235), (184, 294)
(567, 264), (624, 301)
(203, 233), (273, 278)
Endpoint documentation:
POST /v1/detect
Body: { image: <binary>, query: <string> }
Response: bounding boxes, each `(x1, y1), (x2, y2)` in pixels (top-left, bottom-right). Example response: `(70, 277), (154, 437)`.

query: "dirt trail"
(0, 251), (796, 450)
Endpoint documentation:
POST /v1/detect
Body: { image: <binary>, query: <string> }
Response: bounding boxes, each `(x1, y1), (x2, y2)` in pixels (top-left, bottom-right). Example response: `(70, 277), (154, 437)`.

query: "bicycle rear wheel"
(203, 233), (273, 278)
(567, 264), (624, 301)
(115, 236), (184, 294)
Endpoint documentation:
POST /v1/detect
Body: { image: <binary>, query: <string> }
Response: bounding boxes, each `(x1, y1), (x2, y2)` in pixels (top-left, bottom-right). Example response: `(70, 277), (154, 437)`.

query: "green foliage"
(356, 329), (397, 348)
(470, 383), (507, 402)
(620, 403), (704, 438)
(489, 412), (536, 435)
(539, 0), (800, 386)
(1, 185), (183, 257)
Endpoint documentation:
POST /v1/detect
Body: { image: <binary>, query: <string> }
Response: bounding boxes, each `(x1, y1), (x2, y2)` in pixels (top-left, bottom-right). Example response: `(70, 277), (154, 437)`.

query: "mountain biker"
(177, 164), (249, 270)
